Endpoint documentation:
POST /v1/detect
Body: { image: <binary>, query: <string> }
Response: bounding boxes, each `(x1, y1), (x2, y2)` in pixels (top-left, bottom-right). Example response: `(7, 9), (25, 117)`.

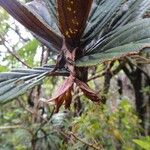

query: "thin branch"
(47, 70), (69, 77)
(126, 57), (150, 80)
(122, 64), (131, 77)
(6, 45), (31, 68)
(130, 55), (150, 64)
(88, 71), (105, 81)
(0, 125), (22, 129)
(9, 22), (30, 42)
(88, 61), (124, 82)
(17, 98), (48, 122)
(69, 132), (104, 150)
(40, 45), (45, 66)
(57, 129), (103, 150)
(0, 36), (31, 68)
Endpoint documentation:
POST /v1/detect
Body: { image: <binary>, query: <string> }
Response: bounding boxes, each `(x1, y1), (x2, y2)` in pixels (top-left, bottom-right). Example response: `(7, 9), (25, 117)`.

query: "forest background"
(0, 0), (150, 149)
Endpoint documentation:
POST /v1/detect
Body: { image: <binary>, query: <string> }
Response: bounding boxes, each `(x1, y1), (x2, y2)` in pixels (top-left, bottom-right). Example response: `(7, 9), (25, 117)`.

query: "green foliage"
(0, 65), (8, 72)
(76, 18), (150, 66)
(0, 99), (144, 150)
(141, 86), (150, 95)
(68, 99), (141, 150)
(133, 136), (150, 150)
(0, 0), (150, 105)
(18, 39), (39, 66)
(0, 1), (150, 150)
(0, 8), (9, 34)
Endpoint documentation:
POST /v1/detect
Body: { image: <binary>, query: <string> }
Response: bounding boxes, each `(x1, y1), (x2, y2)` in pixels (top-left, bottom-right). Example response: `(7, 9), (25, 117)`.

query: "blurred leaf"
(18, 39), (39, 66)
(133, 137), (150, 150)
(141, 86), (150, 94)
(0, 65), (8, 72)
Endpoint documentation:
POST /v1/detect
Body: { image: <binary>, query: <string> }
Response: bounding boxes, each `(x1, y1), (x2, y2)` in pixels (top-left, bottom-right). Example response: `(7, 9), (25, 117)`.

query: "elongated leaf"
(48, 76), (73, 102)
(0, 74), (46, 104)
(113, 0), (150, 28)
(0, 79), (18, 95)
(75, 78), (101, 102)
(82, 0), (150, 49)
(133, 137), (150, 150)
(57, 0), (93, 47)
(82, 0), (124, 46)
(76, 43), (150, 66)
(0, 0), (62, 50)
(85, 19), (150, 54)
(102, 20), (150, 51)
(0, 66), (69, 104)
(27, 0), (60, 35)
(44, 0), (58, 25)
(0, 72), (32, 80)
(0, 79), (17, 88)
(47, 75), (74, 112)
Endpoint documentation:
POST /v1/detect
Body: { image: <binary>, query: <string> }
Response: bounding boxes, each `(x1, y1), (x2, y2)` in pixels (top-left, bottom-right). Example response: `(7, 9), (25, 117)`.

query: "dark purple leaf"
(47, 75), (74, 112)
(57, 0), (93, 46)
(0, 0), (62, 50)
(75, 78), (101, 102)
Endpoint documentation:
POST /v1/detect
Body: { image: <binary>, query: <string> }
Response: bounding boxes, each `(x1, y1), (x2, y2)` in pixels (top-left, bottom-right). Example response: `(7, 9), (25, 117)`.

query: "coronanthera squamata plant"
(0, 0), (150, 112)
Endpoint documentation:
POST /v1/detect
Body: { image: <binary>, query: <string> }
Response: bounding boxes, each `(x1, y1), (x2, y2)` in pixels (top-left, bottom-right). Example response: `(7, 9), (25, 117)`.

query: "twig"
(88, 61), (124, 82)
(88, 71), (105, 82)
(9, 23), (29, 42)
(6, 46), (31, 68)
(0, 36), (31, 68)
(126, 57), (150, 79)
(0, 125), (22, 129)
(57, 129), (103, 150)
(69, 132), (104, 150)
(17, 98), (48, 122)
(40, 45), (45, 66)
(130, 55), (150, 64)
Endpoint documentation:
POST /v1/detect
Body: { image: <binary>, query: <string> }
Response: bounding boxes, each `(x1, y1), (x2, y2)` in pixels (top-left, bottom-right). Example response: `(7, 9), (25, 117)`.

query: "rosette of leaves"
(0, 0), (150, 112)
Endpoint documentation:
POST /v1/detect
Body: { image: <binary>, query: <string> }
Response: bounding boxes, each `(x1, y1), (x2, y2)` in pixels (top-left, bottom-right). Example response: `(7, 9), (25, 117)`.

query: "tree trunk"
(123, 62), (150, 135)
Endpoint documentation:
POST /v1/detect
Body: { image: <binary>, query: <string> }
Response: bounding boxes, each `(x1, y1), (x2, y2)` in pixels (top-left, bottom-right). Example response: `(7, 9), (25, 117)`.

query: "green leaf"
(82, 0), (150, 47)
(18, 39), (39, 66)
(76, 19), (150, 67)
(76, 43), (150, 67)
(133, 137), (150, 150)
(0, 65), (8, 72)
(0, 73), (46, 104)
(83, 0), (124, 44)
(101, 19), (150, 51)
(0, 66), (69, 104)
(86, 19), (150, 55)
